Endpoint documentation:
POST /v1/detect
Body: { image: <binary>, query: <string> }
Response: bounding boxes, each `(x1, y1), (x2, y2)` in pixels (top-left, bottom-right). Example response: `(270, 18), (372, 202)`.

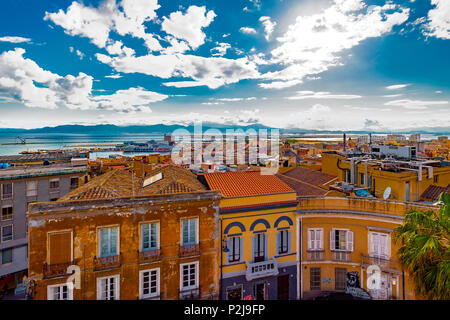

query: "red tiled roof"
(281, 167), (336, 186)
(276, 174), (327, 196)
(204, 171), (294, 198)
(420, 185), (450, 201)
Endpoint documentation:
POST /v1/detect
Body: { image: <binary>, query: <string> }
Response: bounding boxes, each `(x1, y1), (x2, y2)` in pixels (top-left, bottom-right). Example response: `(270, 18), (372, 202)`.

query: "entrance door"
(254, 282), (266, 300)
(227, 286), (242, 301)
(277, 275), (289, 300)
(369, 273), (389, 300)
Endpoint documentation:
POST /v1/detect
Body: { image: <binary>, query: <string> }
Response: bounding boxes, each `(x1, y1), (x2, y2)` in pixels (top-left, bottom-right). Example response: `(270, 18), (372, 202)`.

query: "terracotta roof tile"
(276, 174), (327, 196)
(281, 167), (336, 186)
(204, 171), (294, 198)
(420, 185), (450, 202)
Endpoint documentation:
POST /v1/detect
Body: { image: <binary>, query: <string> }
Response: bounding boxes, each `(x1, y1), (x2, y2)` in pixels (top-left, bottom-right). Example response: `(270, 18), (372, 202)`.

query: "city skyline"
(0, 0), (449, 131)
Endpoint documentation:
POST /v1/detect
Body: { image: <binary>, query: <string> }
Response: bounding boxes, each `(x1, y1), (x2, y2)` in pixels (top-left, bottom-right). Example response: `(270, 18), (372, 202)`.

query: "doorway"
(253, 281), (266, 300)
(277, 275), (289, 300)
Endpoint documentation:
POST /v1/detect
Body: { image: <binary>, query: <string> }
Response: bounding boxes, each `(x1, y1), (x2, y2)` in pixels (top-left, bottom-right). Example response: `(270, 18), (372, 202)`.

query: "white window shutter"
(308, 230), (313, 250)
(276, 232), (280, 255)
(288, 231), (292, 253)
(239, 237), (244, 262)
(225, 238), (231, 264)
(330, 230), (335, 250)
(386, 234), (391, 258)
(347, 231), (354, 252)
(318, 230), (323, 250)
(369, 232), (374, 256)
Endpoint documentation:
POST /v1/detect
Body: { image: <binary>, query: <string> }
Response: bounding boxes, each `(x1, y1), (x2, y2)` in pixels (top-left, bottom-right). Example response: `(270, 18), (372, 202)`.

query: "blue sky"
(0, 0), (448, 131)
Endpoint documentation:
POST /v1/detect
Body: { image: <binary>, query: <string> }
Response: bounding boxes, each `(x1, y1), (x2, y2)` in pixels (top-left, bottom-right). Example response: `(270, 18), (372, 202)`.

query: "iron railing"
(43, 261), (73, 279)
(179, 287), (201, 300)
(93, 253), (121, 271)
(179, 244), (200, 258)
(307, 250), (324, 261)
(138, 249), (161, 263)
(331, 250), (351, 262)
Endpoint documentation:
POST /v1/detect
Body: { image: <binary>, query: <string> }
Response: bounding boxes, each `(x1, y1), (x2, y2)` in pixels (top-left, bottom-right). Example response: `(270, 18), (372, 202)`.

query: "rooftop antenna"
(383, 187), (391, 200)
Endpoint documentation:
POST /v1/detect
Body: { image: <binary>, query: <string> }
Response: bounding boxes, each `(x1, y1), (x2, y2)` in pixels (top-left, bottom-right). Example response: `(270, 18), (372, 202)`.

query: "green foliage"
(394, 193), (450, 300)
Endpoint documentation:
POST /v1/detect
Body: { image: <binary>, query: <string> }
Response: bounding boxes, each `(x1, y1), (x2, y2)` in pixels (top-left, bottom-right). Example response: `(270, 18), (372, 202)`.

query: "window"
(70, 177), (79, 190)
(343, 170), (350, 183)
(181, 218), (197, 245)
(369, 232), (390, 259)
(434, 175), (439, 184)
(330, 229), (353, 251)
(308, 228), (323, 250)
(1, 225), (13, 242)
(26, 181), (37, 197)
(97, 275), (120, 300)
(1, 206), (13, 221)
(1, 249), (13, 265)
(180, 262), (198, 289)
(1, 183), (13, 199)
(310, 267), (321, 290)
(139, 268), (160, 299)
(48, 231), (72, 264)
(335, 268), (347, 290)
(227, 237), (241, 263)
(226, 285), (243, 301)
(277, 230), (290, 255)
(99, 227), (118, 258)
(253, 233), (266, 263)
(47, 284), (73, 300)
(360, 173), (365, 185)
(49, 179), (59, 193)
(141, 222), (159, 251)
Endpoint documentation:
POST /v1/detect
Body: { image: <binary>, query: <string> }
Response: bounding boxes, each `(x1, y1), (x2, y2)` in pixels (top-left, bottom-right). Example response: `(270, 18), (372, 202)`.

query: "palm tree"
(393, 192), (449, 300)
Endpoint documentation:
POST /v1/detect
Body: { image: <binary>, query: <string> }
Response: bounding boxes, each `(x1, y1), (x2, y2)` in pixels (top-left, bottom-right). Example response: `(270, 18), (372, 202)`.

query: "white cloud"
(381, 94), (403, 98)
(386, 83), (410, 90)
(261, 0), (410, 88)
(161, 5), (216, 50)
(249, 0), (261, 10)
(76, 49), (85, 60)
(99, 53), (260, 89)
(45, 0), (161, 50)
(0, 48), (167, 112)
(210, 42), (231, 57)
(286, 91), (362, 100)
(259, 16), (277, 41)
(258, 79), (303, 89)
(215, 97), (257, 102)
(423, 0), (450, 39)
(240, 27), (257, 34)
(105, 74), (122, 79)
(0, 36), (31, 43)
(384, 99), (448, 109)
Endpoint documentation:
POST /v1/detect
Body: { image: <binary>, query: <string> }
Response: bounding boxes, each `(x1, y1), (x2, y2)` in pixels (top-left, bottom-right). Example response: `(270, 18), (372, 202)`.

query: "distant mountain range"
(0, 123), (448, 135)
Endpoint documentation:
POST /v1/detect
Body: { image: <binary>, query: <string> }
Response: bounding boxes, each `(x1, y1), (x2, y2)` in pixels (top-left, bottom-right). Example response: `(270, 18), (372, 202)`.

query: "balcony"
(332, 250), (351, 262)
(138, 249), (161, 264)
(361, 254), (401, 274)
(179, 244), (200, 258)
(179, 286), (201, 300)
(93, 254), (121, 271)
(245, 258), (279, 281)
(307, 250), (324, 261)
(43, 261), (73, 279)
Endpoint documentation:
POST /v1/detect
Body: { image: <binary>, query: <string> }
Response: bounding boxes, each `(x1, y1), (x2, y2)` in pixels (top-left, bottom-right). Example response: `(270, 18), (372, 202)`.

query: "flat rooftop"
(0, 152), (88, 163)
(0, 163), (87, 180)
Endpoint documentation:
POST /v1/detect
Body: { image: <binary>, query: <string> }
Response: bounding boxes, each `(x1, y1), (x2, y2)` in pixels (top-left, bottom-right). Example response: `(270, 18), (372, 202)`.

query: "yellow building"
(297, 196), (437, 300)
(203, 171), (298, 300)
(321, 151), (450, 202)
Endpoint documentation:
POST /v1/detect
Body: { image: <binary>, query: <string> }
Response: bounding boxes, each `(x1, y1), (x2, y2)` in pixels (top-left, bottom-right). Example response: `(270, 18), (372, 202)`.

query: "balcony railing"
(43, 261), (73, 279)
(138, 249), (161, 264)
(179, 244), (200, 258)
(361, 254), (401, 274)
(93, 253), (121, 271)
(179, 287), (201, 300)
(331, 250), (351, 262)
(245, 258), (279, 281)
(307, 250), (324, 261)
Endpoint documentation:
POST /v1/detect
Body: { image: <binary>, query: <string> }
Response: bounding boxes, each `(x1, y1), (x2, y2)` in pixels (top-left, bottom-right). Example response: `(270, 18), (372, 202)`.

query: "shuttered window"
(330, 229), (353, 251)
(142, 223), (158, 251)
(48, 232), (72, 264)
(182, 218), (197, 245)
(99, 227), (118, 257)
(308, 229), (323, 250)
(369, 232), (390, 259)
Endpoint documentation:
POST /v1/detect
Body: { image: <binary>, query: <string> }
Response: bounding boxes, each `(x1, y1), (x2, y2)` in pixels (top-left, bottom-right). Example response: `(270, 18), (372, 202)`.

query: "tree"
(393, 192), (450, 300)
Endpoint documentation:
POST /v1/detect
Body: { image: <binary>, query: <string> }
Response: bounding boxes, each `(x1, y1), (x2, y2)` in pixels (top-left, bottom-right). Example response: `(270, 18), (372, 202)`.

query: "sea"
(0, 132), (444, 159)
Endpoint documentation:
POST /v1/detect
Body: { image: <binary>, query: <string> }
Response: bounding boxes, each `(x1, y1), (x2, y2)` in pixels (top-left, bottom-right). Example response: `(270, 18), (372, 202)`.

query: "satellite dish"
(383, 187), (391, 200)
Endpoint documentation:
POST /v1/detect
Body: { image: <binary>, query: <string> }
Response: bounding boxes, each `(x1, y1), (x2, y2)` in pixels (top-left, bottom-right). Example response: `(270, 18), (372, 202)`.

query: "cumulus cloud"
(210, 42), (231, 57)
(384, 99), (448, 109)
(44, 0), (161, 50)
(0, 36), (31, 43)
(259, 16), (277, 40)
(99, 53), (260, 89)
(161, 5), (216, 50)
(386, 83), (410, 90)
(240, 27), (257, 34)
(286, 91), (362, 100)
(0, 48), (167, 112)
(260, 0), (410, 88)
(423, 0), (450, 39)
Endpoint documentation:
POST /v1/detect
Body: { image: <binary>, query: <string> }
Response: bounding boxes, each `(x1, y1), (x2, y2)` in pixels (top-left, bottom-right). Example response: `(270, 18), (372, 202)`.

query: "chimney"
(343, 133), (346, 152)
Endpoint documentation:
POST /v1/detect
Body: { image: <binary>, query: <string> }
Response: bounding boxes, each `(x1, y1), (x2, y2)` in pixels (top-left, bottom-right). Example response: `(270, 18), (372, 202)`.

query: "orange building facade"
(26, 166), (221, 300)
